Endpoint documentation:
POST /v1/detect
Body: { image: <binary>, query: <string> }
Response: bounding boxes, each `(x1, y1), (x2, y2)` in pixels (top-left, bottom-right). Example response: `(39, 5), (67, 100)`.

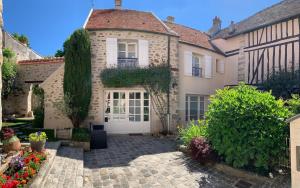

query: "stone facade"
(42, 30), (180, 133)
(3, 60), (63, 116)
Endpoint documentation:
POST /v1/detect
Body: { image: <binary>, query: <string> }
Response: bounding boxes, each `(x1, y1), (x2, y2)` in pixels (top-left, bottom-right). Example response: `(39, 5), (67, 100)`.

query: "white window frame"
(192, 54), (204, 78)
(185, 95), (207, 122)
(118, 42), (138, 59)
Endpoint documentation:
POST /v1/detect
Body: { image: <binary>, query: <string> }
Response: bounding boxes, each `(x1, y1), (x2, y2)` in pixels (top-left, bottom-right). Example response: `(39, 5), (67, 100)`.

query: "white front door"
(104, 90), (150, 134)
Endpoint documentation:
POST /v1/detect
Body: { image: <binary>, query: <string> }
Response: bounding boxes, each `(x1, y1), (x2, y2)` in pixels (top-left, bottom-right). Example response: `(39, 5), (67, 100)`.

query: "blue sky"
(3, 0), (280, 56)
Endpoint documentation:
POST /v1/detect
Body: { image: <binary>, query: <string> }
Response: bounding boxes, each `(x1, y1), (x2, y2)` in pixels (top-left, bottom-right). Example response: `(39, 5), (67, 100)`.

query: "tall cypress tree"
(63, 29), (91, 128)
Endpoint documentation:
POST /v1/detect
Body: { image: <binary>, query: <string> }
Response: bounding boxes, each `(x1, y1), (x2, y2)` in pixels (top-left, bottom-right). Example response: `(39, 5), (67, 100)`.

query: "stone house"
(15, 0), (300, 134)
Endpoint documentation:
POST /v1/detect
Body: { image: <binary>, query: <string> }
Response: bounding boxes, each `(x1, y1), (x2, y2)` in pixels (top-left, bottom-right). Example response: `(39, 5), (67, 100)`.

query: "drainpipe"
(167, 35), (171, 134)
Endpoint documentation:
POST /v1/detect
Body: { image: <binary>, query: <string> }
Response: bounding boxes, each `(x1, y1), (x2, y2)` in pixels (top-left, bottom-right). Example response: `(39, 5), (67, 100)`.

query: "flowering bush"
(0, 151), (46, 188)
(189, 137), (215, 164)
(28, 132), (47, 142)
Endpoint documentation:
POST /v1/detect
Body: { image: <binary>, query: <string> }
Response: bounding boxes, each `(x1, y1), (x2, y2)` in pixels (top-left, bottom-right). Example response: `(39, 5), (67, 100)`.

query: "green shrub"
(72, 128), (90, 142)
(286, 94), (300, 116)
(206, 83), (291, 171)
(2, 48), (17, 98)
(179, 120), (208, 145)
(32, 108), (44, 128)
(63, 29), (91, 128)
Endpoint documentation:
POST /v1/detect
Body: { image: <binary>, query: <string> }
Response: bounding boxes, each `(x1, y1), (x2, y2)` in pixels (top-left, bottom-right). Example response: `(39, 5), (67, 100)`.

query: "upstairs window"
(118, 42), (137, 59)
(192, 54), (203, 77)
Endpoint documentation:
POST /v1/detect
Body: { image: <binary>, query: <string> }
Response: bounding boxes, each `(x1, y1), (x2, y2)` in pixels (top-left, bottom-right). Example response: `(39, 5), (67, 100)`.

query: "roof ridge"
(150, 12), (178, 36)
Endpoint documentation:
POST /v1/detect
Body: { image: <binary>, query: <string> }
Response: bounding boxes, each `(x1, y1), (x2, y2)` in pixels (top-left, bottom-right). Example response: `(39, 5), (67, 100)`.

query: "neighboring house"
(211, 0), (300, 85)
(22, 0), (298, 134)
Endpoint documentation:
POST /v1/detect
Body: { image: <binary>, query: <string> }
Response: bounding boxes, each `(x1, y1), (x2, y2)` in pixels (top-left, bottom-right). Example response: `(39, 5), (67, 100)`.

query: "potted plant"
(1, 128), (21, 153)
(28, 132), (47, 152)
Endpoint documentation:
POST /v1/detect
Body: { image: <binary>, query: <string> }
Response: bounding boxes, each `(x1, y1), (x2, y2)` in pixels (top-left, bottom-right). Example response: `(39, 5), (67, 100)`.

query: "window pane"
(128, 44), (136, 52)
(121, 93), (126, 99)
(190, 96), (198, 102)
(118, 52), (126, 58)
(129, 100), (134, 106)
(135, 107), (141, 114)
(135, 93), (141, 99)
(113, 92), (119, 99)
(113, 107), (119, 114)
(144, 115), (149, 122)
(128, 52), (136, 58)
(129, 107), (134, 114)
(129, 93), (135, 99)
(135, 115), (141, 122)
(118, 43), (126, 51)
(144, 107), (149, 114)
(113, 100), (119, 106)
(144, 93), (149, 99)
(144, 100), (149, 106)
(136, 100), (141, 106)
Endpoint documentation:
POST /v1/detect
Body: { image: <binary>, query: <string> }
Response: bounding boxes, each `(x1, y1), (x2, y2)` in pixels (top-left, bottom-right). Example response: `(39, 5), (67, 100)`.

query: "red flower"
(22, 172), (28, 179)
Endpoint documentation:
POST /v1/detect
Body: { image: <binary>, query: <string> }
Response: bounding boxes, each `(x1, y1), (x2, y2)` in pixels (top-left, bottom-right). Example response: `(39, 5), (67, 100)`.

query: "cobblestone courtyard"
(83, 135), (290, 188)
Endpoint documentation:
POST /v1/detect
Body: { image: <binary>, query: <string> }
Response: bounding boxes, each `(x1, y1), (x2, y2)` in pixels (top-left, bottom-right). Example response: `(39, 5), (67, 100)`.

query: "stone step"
(41, 146), (84, 188)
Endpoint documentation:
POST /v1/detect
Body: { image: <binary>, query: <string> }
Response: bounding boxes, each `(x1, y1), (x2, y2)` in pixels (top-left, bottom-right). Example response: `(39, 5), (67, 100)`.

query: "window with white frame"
(185, 95), (208, 121)
(118, 42), (137, 59)
(192, 54), (203, 77)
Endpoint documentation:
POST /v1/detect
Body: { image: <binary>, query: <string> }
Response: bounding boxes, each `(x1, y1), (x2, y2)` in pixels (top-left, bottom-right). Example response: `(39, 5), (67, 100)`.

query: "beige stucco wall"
(290, 117), (300, 188)
(3, 62), (63, 115)
(42, 30), (179, 133)
(178, 43), (227, 123)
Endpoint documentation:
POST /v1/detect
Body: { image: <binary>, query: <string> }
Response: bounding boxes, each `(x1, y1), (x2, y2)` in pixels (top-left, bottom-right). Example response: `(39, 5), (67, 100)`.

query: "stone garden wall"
(3, 58), (63, 116)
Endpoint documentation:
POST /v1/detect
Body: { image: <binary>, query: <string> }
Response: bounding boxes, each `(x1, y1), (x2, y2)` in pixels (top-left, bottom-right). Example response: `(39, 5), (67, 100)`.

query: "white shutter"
(217, 60), (225, 74)
(138, 40), (149, 67)
(204, 55), (213, 78)
(106, 38), (118, 67)
(184, 51), (193, 76)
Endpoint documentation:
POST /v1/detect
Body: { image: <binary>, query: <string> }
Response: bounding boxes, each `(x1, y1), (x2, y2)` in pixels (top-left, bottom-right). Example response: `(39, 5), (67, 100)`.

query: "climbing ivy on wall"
(100, 64), (171, 93)
(63, 29), (92, 128)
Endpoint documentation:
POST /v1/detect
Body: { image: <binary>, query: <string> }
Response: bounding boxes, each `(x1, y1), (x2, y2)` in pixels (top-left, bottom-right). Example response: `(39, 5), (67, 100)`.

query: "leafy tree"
(2, 48), (17, 98)
(55, 49), (65, 57)
(63, 29), (91, 128)
(262, 69), (300, 99)
(206, 83), (291, 171)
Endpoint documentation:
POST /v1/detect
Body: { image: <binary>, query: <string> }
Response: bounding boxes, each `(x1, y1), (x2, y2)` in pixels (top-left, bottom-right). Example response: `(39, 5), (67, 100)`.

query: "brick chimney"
(115, 0), (122, 9)
(166, 16), (175, 23)
(208, 16), (221, 36)
(228, 21), (236, 34)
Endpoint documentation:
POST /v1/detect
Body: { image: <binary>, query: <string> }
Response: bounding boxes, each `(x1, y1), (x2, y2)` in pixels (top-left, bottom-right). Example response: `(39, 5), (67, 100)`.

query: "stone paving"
(83, 135), (291, 188)
(42, 146), (84, 188)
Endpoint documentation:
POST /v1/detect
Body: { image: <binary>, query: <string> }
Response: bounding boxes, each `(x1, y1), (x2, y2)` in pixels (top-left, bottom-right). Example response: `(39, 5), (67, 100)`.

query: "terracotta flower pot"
(3, 137), (21, 153)
(30, 140), (46, 152)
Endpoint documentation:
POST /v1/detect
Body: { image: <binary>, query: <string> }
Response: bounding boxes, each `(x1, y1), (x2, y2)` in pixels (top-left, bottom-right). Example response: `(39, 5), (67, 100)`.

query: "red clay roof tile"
(85, 9), (177, 35)
(165, 22), (215, 51)
(18, 57), (64, 65)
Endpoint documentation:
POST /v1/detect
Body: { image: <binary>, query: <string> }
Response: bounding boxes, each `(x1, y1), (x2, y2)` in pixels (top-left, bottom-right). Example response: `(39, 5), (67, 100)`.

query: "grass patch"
(72, 128), (90, 142)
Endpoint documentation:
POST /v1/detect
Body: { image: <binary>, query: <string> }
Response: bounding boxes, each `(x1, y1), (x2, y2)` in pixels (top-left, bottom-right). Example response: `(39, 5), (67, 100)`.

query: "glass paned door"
(105, 90), (150, 123)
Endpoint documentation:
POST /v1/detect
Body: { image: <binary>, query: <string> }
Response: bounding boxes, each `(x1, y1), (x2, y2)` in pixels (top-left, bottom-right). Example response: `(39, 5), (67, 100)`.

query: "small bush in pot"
(1, 128), (21, 153)
(189, 137), (216, 164)
(28, 132), (47, 152)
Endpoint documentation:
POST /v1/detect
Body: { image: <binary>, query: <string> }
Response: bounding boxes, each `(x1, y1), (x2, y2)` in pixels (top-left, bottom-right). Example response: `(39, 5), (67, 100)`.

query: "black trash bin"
(90, 123), (107, 149)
